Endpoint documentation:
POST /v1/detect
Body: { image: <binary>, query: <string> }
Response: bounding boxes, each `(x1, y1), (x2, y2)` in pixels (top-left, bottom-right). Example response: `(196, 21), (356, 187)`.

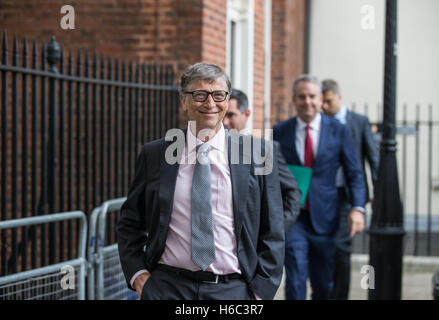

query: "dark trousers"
(284, 210), (335, 300)
(331, 188), (353, 300)
(140, 264), (255, 300)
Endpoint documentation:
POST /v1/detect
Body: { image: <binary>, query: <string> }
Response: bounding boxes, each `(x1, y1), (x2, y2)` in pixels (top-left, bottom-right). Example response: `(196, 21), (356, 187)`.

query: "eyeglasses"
(184, 90), (229, 102)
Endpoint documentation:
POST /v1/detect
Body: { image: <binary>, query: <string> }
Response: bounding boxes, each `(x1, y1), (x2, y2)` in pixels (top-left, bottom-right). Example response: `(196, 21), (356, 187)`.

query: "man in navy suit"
(321, 79), (379, 300)
(273, 75), (366, 300)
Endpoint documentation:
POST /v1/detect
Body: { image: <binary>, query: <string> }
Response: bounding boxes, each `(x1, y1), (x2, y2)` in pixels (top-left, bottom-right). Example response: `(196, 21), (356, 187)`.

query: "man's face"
(293, 81), (322, 123)
(181, 79), (229, 136)
(223, 98), (249, 132)
(322, 90), (342, 117)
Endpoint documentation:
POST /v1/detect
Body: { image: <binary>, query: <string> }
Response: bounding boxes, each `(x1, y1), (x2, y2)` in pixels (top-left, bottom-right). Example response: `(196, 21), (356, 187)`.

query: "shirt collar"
(297, 112), (321, 132)
(242, 128), (251, 136)
(187, 121), (226, 154)
(334, 105), (347, 124)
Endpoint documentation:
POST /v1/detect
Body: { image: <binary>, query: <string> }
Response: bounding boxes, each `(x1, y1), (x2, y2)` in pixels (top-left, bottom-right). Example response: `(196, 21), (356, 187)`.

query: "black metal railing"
(349, 103), (439, 257)
(0, 31), (180, 276)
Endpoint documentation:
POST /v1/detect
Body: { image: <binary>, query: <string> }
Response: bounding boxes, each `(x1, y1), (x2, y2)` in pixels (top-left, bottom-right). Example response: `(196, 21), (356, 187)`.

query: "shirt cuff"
(352, 206), (366, 214)
(130, 269), (150, 288)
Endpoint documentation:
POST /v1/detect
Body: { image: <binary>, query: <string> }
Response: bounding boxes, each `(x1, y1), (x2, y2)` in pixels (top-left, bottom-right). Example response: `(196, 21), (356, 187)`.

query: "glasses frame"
(184, 90), (229, 102)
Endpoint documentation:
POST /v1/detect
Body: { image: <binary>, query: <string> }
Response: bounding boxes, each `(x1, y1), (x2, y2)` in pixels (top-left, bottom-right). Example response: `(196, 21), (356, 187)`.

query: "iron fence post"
(46, 36), (61, 264)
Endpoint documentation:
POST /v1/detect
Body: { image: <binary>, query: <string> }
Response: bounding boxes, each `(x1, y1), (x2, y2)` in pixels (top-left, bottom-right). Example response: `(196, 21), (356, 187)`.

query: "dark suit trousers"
(331, 188), (353, 300)
(284, 210), (336, 300)
(140, 265), (256, 300)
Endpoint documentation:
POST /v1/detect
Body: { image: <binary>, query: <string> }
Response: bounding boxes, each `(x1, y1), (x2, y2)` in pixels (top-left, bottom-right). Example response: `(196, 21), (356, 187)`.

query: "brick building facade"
(0, 0), (306, 129)
(0, 0), (308, 275)
(271, 0), (306, 122)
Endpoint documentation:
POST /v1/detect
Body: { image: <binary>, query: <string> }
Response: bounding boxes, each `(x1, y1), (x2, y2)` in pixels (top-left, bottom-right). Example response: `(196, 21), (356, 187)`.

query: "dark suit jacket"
(273, 140), (301, 232)
(273, 114), (366, 235)
(116, 130), (285, 300)
(345, 111), (379, 202)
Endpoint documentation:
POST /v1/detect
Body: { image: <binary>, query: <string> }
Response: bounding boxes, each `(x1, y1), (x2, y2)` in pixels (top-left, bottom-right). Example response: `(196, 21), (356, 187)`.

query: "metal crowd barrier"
(0, 211), (87, 300)
(88, 197), (136, 300)
(87, 206), (103, 300)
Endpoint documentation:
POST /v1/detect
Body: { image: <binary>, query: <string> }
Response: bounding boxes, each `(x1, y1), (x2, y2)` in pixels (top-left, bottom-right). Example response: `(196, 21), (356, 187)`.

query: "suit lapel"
(285, 118), (301, 165)
(314, 114), (328, 167)
(346, 110), (353, 124)
(347, 111), (360, 146)
(159, 138), (181, 238)
(346, 110), (355, 134)
(227, 131), (250, 239)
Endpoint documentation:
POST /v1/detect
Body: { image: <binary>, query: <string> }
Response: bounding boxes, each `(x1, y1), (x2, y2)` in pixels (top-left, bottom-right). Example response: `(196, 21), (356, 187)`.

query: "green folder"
(288, 165), (313, 206)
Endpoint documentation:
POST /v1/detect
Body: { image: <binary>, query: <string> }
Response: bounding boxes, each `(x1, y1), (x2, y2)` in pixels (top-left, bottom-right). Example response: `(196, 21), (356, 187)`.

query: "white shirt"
(334, 105), (348, 125)
(295, 113), (321, 165)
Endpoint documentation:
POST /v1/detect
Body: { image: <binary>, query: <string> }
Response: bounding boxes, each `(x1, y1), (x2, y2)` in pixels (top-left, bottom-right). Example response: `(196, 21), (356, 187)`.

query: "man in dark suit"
(117, 62), (285, 300)
(321, 79), (379, 300)
(273, 74), (366, 300)
(223, 88), (301, 232)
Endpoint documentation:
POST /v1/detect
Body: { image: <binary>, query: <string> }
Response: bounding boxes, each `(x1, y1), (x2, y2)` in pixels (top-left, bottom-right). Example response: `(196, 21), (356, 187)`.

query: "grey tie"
(191, 143), (216, 271)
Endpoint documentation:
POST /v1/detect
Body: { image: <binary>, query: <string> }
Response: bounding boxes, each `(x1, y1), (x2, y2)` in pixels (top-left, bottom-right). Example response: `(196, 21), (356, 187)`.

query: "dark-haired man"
(322, 79), (379, 300)
(224, 88), (301, 232)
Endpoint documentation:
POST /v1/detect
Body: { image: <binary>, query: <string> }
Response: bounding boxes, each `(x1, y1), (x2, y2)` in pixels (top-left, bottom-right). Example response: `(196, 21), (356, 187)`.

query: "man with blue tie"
(273, 74), (366, 300)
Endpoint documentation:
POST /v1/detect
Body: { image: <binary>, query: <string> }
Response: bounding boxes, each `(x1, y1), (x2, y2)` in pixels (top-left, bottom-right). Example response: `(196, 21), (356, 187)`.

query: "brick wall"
(0, 0), (308, 275)
(253, 0), (265, 131)
(0, 0), (205, 73)
(1, 0), (154, 59)
(201, 0), (227, 68)
(0, 0), (306, 129)
(271, 0), (306, 125)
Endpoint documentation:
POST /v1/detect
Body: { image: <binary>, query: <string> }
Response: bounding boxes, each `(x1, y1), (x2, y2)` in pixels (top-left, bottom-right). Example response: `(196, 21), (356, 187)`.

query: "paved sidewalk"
(274, 254), (439, 300)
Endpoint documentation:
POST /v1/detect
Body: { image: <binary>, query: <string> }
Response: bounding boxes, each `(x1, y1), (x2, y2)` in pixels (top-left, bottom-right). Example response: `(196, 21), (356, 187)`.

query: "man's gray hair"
(322, 79), (341, 95)
(292, 74), (322, 97)
(179, 62), (232, 96)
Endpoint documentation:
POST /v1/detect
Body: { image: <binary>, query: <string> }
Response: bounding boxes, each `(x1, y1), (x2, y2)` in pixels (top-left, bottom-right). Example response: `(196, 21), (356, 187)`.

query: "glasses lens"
(192, 91), (208, 102)
(212, 91), (226, 102)
(190, 90), (227, 102)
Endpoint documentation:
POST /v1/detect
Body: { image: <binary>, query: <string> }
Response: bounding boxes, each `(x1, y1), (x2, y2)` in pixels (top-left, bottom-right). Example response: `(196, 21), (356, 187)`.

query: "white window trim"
(264, 0), (272, 132)
(226, 0), (255, 132)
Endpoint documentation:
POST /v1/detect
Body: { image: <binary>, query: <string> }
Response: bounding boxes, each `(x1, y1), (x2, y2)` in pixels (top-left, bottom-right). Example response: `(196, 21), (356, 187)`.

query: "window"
(226, 0), (254, 131)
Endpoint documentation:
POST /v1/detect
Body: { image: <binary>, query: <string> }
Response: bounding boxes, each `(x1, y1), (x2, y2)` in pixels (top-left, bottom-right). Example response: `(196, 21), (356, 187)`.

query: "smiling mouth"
(199, 110), (220, 114)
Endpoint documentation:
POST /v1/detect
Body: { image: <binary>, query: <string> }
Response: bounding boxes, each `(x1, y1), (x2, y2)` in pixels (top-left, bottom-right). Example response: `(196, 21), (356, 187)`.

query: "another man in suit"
(321, 79), (379, 300)
(117, 62), (285, 300)
(223, 88), (301, 231)
(273, 74), (366, 300)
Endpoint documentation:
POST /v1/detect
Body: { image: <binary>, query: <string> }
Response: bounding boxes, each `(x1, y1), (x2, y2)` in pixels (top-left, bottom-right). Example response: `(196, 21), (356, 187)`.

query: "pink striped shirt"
(131, 124), (240, 286)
